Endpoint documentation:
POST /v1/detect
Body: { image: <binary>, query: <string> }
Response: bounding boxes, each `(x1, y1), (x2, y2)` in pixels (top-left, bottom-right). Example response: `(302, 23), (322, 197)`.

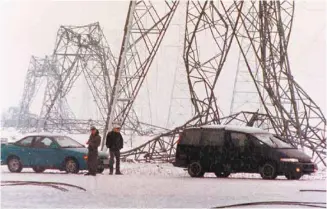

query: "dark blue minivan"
(173, 125), (318, 180)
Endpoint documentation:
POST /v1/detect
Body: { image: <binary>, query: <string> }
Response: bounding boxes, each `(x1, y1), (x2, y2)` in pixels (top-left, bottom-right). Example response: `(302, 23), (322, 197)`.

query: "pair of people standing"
(85, 125), (124, 176)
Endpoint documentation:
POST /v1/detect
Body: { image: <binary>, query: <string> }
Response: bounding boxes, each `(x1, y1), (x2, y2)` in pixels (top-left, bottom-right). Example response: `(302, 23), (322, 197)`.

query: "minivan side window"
(230, 132), (249, 147)
(201, 129), (225, 146)
(180, 129), (201, 145)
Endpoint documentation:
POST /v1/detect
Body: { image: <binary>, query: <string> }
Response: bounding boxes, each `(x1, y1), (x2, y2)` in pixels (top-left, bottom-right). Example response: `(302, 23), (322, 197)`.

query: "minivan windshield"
(253, 133), (294, 149)
(54, 136), (84, 148)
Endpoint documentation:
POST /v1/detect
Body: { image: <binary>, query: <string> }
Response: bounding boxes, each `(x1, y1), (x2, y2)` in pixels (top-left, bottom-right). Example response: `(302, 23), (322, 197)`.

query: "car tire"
(7, 156), (23, 173)
(260, 162), (278, 180)
(215, 171), (231, 178)
(65, 158), (79, 174)
(214, 164), (231, 178)
(32, 166), (46, 173)
(188, 162), (205, 178)
(285, 172), (302, 180)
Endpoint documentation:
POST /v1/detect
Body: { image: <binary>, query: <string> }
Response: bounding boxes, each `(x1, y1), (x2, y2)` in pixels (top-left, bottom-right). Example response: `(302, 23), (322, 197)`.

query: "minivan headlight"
(280, 158), (299, 162)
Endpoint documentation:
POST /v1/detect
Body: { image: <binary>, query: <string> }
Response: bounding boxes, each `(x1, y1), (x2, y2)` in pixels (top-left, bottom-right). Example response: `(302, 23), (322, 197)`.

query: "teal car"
(1, 134), (109, 173)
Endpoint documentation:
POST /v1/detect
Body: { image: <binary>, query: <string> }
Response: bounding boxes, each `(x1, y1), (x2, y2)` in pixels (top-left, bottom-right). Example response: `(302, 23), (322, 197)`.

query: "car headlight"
(280, 158), (299, 162)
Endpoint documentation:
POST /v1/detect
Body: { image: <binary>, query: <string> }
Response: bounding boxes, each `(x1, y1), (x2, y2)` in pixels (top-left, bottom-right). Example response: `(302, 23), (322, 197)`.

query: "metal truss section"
(120, 111), (273, 162)
(121, 129), (180, 162)
(183, 1), (241, 125)
(101, 0), (179, 149)
(17, 56), (52, 130)
(221, 1), (326, 166)
(39, 22), (116, 132)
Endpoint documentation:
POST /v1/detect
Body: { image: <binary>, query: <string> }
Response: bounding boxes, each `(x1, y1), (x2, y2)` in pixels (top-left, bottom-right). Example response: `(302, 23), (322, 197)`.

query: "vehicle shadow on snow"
(1, 170), (88, 175)
(173, 175), (313, 181)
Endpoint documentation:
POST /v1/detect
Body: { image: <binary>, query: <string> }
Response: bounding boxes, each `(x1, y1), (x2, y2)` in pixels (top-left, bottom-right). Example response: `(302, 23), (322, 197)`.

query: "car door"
(226, 131), (248, 172)
(247, 134), (268, 171)
(12, 136), (36, 166)
(30, 136), (60, 167)
(199, 128), (225, 172)
(228, 132), (259, 172)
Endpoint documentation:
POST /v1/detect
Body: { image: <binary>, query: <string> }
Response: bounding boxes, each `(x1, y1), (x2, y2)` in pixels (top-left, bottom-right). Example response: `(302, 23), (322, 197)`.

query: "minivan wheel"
(215, 171), (231, 178)
(260, 162), (277, 180)
(188, 162), (204, 178)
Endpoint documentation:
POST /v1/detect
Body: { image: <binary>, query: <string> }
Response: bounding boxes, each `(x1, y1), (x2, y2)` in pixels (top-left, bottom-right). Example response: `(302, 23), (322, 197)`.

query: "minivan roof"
(188, 125), (270, 134)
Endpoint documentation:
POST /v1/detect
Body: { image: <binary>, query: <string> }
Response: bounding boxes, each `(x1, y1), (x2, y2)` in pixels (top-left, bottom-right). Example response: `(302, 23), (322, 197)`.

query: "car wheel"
(7, 156), (23, 173)
(215, 171), (231, 178)
(285, 172), (302, 180)
(260, 162), (278, 180)
(214, 164), (231, 178)
(65, 158), (79, 174)
(188, 162), (205, 178)
(32, 166), (46, 173)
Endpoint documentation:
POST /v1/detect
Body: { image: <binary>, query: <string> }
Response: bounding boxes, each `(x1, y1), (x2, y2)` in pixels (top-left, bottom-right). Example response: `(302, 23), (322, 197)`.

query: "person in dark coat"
(85, 126), (101, 176)
(106, 125), (123, 175)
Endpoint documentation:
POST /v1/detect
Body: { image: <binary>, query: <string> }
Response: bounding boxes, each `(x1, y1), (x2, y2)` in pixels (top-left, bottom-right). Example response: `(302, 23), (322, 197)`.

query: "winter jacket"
(87, 130), (101, 153)
(106, 131), (123, 151)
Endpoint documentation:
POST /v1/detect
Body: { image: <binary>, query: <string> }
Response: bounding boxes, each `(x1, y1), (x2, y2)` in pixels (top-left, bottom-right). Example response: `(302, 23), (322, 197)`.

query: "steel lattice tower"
(16, 1), (326, 167)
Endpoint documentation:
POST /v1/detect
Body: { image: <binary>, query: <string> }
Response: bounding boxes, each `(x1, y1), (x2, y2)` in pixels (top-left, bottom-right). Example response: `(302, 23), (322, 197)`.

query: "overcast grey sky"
(0, 0), (326, 128)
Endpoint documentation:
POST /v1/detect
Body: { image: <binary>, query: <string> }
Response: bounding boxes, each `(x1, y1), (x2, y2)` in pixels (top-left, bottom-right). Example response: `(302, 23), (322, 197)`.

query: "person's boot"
(115, 170), (123, 175)
(109, 168), (113, 175)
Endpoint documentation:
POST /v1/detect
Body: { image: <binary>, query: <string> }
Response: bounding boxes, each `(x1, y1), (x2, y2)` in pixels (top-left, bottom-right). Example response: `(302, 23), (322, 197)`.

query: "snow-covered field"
(1, 163), (326, 208)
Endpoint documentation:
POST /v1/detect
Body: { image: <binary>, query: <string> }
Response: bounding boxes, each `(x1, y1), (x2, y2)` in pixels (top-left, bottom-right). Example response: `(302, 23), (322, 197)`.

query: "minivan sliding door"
(199, 129), (225, 172)
(229, 132), (257, 172)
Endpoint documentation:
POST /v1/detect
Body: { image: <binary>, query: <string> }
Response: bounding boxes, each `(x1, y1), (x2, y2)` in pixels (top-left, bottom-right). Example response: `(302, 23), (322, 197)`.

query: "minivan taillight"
(177, 134), (182, 144)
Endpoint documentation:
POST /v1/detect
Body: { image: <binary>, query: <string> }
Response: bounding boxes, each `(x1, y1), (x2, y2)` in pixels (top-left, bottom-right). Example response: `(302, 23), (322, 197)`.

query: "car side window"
(16, 136), (34, 147)
(33, 137), (54, 148)
(201, 129), (225, 146)
(230, 132), (250, 148)
(180, 129), (201, 145)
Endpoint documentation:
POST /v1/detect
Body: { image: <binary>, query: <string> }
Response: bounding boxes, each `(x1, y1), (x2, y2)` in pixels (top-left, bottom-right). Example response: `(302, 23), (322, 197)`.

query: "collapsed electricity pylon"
(18, 2), (179, 136)
(35, 22), (161, 135)
(16, 56), (55, 132)
(100, 0), (179, 150)
(120, 1), (326, 167)
(36, 23), (115, 133)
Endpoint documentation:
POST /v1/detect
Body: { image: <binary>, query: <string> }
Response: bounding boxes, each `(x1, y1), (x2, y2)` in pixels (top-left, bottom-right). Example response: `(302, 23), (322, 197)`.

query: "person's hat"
(90, 126), (96, 130)
(113, 124), (121, 129)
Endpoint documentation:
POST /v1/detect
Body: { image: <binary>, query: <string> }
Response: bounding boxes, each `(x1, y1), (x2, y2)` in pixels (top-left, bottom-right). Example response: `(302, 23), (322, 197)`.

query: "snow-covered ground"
(1, 163), (326, 208)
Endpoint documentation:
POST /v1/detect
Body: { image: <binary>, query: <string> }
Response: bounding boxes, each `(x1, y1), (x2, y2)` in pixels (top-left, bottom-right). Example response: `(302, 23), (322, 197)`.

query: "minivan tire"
(188, 162), (205, 177)
(215, 171), (231, 178)
(260, 162), (278, 180)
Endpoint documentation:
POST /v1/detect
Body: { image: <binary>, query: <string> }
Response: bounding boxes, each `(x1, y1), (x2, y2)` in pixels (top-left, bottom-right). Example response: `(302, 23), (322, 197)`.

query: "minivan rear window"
(180, 129), (201, 145)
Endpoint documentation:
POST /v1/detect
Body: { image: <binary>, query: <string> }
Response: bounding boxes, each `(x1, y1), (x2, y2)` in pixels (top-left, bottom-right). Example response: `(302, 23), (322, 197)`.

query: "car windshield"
(54, 136), (84, 148)
(253, 133), (294, 148)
